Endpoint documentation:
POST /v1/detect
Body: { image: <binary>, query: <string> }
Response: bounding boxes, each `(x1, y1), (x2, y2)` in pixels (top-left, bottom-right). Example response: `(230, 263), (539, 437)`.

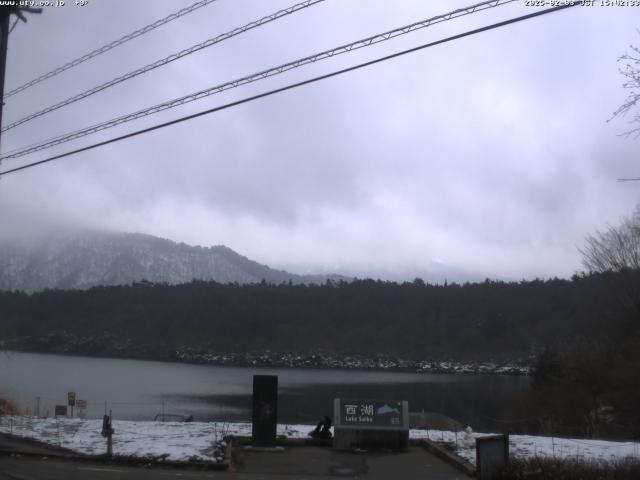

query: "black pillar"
(252, 375), (278, 446)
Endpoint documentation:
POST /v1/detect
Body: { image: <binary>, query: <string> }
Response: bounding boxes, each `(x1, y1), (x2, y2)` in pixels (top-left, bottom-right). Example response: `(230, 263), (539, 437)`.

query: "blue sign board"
(336, 399), (407, 429)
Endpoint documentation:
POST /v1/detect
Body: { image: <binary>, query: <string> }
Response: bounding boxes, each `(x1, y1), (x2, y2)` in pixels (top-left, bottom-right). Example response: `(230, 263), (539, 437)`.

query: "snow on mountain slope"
(0, 230), (346, 292)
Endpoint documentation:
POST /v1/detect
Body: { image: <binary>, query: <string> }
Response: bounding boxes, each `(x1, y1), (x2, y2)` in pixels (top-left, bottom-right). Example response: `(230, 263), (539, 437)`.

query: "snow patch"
(1, 416), (639, 465)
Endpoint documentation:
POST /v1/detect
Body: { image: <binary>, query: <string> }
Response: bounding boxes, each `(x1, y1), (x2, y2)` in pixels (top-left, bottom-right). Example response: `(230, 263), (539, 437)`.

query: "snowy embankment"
(410, 429), (640, 465)
(1, 416), (638, 465)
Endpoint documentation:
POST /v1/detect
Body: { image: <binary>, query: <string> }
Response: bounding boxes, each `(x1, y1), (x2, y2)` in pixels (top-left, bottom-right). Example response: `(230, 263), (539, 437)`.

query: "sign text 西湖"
(339, 399), (404, 427)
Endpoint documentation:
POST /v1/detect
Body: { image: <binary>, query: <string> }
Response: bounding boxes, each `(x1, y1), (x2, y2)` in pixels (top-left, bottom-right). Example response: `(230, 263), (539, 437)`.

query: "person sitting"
(309, 416), (332, 439)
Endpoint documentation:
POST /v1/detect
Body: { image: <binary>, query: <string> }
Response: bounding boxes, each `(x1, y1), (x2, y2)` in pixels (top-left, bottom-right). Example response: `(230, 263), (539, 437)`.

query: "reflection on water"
(0, 351), (529, 430)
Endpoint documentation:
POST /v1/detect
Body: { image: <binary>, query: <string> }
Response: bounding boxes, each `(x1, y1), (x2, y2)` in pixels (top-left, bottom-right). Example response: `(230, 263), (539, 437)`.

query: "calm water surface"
(0, 351), (529, 430)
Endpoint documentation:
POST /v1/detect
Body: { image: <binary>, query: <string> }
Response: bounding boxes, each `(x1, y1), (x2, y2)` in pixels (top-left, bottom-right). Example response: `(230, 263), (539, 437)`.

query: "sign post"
(54, 405), (67, 417)
(101, 411), (115, 457)
(76, 399), (87, 418)
(67, 391), (76, 418)
(333, 398), (409, 451)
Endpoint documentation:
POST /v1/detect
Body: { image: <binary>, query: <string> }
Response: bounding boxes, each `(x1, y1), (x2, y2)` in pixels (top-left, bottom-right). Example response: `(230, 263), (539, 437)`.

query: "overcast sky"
(1, 0), (639, 282)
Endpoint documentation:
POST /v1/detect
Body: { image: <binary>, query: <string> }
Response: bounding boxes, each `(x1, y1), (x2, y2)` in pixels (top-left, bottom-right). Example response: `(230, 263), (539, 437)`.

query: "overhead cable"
(1, 0), (518, 157)
(0, 4), (580, 178)
(3, 0), (325, 132)
(3, 0), (219, 99)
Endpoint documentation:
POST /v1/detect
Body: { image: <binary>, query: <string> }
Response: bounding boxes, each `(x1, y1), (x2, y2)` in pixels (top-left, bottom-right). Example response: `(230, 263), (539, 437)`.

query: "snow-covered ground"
(0, 416), (227, 462)
(410, 429), (640, 465)
(1, 416), (639, 465)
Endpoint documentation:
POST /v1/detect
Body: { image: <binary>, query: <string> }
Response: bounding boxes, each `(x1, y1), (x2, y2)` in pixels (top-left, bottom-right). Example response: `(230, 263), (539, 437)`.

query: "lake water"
(0, 351), (530, 430)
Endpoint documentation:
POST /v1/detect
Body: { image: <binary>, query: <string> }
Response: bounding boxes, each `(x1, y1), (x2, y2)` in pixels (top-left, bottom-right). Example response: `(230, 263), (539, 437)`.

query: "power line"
(3, 0), (219, 100)
(0, 127), (80, 157)
(2, 0), (509, 136)
(617, 178), (640, 182)
(2, 0), (326, 133)
(0, 4), (579, 178)
(1, 0), (518, 160)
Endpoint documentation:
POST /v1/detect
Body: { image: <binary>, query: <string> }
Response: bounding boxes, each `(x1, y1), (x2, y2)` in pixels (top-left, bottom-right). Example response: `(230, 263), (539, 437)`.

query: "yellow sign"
(67, 391), (76, 406)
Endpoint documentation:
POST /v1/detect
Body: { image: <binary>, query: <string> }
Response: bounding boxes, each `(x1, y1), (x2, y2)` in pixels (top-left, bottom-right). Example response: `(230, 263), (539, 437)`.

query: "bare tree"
(582, 206), (640, 272)
(581, 206), (640, 317)
(611, 39), (640, 137)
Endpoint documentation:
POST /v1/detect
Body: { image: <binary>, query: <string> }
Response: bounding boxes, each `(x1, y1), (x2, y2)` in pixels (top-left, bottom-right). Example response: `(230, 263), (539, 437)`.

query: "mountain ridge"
(0, 229), (349, 292)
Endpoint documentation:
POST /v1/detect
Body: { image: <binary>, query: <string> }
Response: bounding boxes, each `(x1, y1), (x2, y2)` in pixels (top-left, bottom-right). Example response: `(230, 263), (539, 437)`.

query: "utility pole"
(0, 7), (11, 149)
(0, 5), (42, 151)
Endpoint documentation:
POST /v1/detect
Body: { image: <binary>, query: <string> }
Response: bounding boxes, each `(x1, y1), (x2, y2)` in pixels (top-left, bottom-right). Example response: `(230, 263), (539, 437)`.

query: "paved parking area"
(0, 433), (472, 479)
(233, 445), (470, 479)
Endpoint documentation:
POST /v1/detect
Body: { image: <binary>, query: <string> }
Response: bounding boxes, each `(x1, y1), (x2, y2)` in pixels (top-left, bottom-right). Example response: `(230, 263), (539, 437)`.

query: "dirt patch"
(0, 398), (19, 416)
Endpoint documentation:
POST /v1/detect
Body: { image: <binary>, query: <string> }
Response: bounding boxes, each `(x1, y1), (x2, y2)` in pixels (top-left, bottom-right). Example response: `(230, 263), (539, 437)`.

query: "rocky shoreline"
(0, 331), (531, 375)
(172, 348), (531, 375)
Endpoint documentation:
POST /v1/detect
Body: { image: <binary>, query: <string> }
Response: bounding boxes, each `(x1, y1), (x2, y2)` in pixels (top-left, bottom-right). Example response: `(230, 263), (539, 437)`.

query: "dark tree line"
(0, 273), (629, 362)
(0, 271), (639, 437)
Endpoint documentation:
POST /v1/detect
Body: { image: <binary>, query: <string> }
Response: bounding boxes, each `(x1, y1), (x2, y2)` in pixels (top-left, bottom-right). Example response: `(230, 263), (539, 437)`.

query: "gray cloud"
(1, 0), (639, 281)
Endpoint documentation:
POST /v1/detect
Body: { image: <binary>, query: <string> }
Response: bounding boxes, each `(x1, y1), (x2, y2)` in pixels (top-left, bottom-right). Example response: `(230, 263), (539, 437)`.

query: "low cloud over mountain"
(0, 230), (347, 293)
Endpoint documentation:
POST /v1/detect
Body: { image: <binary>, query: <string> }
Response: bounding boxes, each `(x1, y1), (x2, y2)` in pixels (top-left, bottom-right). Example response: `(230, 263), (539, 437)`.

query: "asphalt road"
(0, 456), (254, 480)
(0, 446), (469, 480)
(0, 434), (75, 456)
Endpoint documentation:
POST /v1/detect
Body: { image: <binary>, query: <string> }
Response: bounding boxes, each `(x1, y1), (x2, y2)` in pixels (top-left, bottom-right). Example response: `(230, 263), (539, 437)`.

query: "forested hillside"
(0, 274), (627, 362)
